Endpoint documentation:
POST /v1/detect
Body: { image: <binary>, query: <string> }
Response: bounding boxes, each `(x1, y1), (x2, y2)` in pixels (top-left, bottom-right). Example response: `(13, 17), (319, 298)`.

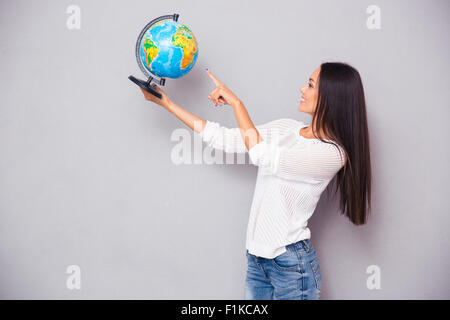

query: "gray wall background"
(0, 0), (449, 299)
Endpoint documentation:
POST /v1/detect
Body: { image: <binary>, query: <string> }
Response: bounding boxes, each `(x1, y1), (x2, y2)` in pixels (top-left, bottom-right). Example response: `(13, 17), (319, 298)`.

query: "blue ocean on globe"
(139, 20), (199, 79)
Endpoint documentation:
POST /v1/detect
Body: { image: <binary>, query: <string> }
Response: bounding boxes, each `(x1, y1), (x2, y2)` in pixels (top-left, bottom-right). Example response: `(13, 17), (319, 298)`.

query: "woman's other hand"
(140, 85), (172, 109)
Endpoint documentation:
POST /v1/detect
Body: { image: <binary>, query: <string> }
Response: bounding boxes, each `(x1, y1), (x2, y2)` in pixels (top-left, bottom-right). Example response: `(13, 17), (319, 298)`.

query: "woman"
(139, 62), (372, 300)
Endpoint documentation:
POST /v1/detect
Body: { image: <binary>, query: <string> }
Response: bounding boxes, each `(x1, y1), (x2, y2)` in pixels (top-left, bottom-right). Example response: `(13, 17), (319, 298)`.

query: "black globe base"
(128, 75), (162, 99)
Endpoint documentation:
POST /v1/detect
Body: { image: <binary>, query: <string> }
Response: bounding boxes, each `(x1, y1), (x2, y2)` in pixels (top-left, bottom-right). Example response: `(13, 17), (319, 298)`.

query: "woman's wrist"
(164, 100), (175, 111)
(231, 99), (243, 109)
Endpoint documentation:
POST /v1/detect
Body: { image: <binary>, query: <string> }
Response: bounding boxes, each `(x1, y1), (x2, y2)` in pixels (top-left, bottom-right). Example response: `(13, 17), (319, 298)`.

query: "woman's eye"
(308, 83), (313, 88)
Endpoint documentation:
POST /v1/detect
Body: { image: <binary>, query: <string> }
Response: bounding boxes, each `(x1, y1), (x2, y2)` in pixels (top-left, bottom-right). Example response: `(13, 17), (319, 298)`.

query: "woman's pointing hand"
(206, 69), (241, 107)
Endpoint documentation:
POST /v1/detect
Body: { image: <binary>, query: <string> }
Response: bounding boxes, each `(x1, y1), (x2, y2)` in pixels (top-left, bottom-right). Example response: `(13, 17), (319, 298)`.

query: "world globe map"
(139, 20), (199, 79)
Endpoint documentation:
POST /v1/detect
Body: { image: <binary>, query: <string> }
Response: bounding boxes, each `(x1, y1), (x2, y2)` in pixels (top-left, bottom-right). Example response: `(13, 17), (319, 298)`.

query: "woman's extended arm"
(139, 86), (207, 134)
(165, 100), (207, 134)
(205, 71), (262, 151)
(229, 100), (262, 151)
(140, 71), (264, 151)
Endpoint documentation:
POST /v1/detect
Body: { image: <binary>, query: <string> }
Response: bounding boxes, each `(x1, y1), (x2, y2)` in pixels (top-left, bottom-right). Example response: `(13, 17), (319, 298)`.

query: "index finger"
(206, 70), (222, 86)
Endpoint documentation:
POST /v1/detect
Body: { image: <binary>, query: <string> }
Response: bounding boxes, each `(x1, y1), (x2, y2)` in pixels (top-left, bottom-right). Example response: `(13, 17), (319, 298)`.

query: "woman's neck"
(302, 122), (331, 140)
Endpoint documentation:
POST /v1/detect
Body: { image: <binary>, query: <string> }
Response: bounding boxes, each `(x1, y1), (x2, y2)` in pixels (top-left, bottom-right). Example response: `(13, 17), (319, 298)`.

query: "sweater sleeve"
(248, 139), (347, 181)
(198, 118), (298, 154)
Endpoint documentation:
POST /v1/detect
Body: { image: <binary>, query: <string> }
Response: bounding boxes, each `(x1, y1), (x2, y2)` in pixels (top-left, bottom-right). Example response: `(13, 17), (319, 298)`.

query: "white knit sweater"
(198, 118), (347, 259)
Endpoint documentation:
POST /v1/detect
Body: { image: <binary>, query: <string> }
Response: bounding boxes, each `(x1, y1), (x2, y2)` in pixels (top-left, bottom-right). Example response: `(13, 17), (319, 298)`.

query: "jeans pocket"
(271, 249), (300, 272)
(309, 255), (322, 290)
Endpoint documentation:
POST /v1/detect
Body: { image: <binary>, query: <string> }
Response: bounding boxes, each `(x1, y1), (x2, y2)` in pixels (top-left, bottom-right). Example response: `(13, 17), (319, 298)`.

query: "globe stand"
(128, 13), (179, 100)
(128, 75), (163, 99)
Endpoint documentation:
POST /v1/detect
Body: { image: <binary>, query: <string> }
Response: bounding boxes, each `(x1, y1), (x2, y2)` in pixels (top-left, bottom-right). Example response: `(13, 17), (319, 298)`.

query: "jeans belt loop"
(302, 240), (309, 253)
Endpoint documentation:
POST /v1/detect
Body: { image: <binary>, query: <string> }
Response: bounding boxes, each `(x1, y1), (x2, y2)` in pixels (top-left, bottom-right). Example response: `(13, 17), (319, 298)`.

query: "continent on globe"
(143, 39), (159, 68)
(172, 25), (198, 69)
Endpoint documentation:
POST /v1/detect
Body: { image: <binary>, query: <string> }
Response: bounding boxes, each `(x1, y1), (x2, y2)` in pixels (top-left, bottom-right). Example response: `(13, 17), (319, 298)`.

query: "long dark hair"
(312, 62), (372, 225)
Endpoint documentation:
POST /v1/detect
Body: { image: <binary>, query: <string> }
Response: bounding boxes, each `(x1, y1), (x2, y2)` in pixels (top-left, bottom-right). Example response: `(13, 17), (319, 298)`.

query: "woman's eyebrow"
(309, 78), (315, 83)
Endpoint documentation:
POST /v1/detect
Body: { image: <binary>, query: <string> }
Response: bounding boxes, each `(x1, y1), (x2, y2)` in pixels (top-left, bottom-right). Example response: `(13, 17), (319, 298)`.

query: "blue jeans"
(244, 239), (322, 300)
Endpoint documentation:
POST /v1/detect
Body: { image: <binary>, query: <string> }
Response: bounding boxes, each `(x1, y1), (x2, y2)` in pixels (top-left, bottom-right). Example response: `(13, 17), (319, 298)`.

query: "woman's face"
(298, 67), (321, 115)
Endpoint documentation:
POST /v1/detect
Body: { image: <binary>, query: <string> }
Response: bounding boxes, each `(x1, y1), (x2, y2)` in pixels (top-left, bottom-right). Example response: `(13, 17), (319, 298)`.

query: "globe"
(138, 19), (199, 79)
(128, 14), (197, 99)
